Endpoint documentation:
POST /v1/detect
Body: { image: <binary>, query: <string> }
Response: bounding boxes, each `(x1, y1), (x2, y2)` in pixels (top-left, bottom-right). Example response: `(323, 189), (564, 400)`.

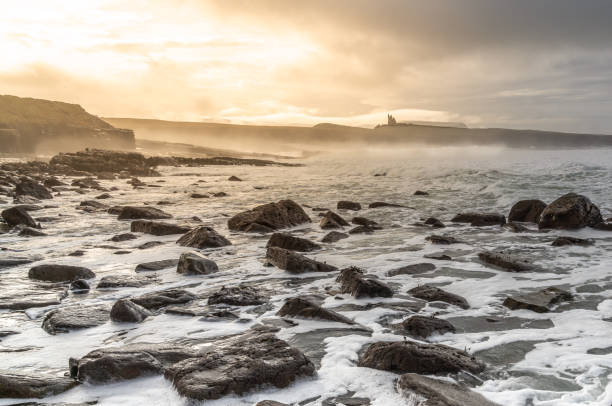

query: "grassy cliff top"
(0, 94), (112, 129)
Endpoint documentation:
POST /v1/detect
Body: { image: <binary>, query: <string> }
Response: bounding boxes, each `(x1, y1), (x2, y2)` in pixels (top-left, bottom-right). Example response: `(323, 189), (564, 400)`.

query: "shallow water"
(1, 146), (612, 406)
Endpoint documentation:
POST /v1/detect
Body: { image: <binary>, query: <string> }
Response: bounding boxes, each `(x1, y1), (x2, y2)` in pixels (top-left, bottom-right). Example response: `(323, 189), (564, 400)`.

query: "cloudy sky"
(1, 0), (611, 132)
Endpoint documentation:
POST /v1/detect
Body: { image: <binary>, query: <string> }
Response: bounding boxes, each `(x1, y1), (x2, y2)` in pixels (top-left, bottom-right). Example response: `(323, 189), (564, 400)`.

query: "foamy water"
(1, 146), (612, 405)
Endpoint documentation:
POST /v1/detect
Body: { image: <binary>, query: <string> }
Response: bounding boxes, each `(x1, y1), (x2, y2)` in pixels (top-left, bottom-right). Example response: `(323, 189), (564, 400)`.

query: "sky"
(1, 0), (612, 132)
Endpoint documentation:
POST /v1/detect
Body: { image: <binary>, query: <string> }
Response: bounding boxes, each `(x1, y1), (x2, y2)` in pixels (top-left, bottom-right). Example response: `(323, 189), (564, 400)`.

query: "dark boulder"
(176, 226), (231, 248)
(387, 263), (436, 277)
(425, 234), (461, 244)
(320, 211), (350, 229)
(337, 201), (361, 211)
(508, 199), (547, 223)
(135, 259), (179, 272)
(1, 206), (38, 228)
(337, 267), (393, 298)
(451, 213), (506, 226)
(15, 178), (52, 200)
(369, 202), (406, 208)
(503, 287), (572, 313)
(227, 199), (311, 232)
(177, 251), (219, 275)
(538, 193), (602, 229)
(348, 225), (377, 234)
(478, 251), (539, 272)
(208, 285), (267, 306)
(266, 247), (337, 274)
(132, 288), (197, 310)
(414, 190), (429, 196)
(397, 315), (456, 339)
(408, 285), (469, 309)
(322, 231), (349, 243)
(117, 206), (172, 220)
(424, 217), (445, 228)
(69, 279), (90, 293)
(42, 305), (110, 334)
(97, 275), (152, 288)
(358, 341), (484, 375)
(352, 217), (379, 227)
(503, 221), (530, 233)
(277, 297), (354, 324)
(131, 220), (190, 236)
(190, 193), (209, 199)
(110, 232), (137, 242)
(110, 299), (152, 323)
(78, 200), (108, 211)
(0, 372), (77, 398)
(96, 192), (112, 199)
(29, 264), (95, 282)
(552, 236), (593, 247)
(397, 373), (501, 406)
(228, 175), (242, 181)
(266, 232), (321, 252)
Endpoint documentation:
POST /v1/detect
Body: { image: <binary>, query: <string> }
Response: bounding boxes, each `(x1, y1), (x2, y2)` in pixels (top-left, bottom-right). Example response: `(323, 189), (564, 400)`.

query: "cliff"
(0, 95), (135, 153)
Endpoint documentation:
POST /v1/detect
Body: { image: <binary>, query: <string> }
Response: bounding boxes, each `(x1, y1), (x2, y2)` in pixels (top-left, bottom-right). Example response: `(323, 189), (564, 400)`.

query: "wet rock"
(397, 373), (501, 406)
(337, 267), (393, 298)
(424, 217), (445, 228)
(107, 205), (124, 215)
(42, 305), (110, 334)
(0, 286), (65, 310)
(131, 220), (190, 236)
(426, 234), (461, 244)
(277, 297), (354, 324)
(110, 232), (137, 242)
(177, 251), (219, 275)
(135, 259), (179, 272)
(508, 199), (547, 223)
(352, 217), (379, 227)
(0, 371), (77, 398)
(451, 212), (506, 226)
(538, 193), (602, 229)
(387, 263), (436, 277)
(51, 149), (159, 177)
(71, 177), (104, 190)
(69, 279), (90, 293)
(320, 210), (350, 229)
(110, 299), (152, 323)
(503, 221), (530, 233)
(164, 328), (315, 400)
(137, 241), (164, 249)
(266, 247), (338, 274)
(78, 200), (108, 211)
(503, 287), (573, 313)
(213, 192), (228, 197)
(68, 250), (85, 257)
(228, 175), (242, 181)
(190, 193), (209, 199)
(322, 231), (349, 243)
(97, 275), (152, 288)
(478, 251), (539, 272)
(0, 258), (33, 269)
(29, 264), (95, 282)
(267, 232), (321, 252)
(592, 222), (612, 231)
(368, 202), (406, 208)
(408, 285), (469, 309)
(176, 226), (231, 248)
(18, 227), (47, 237)
(15, 178), (53, 200)
(551, 236), (593, 247)
(424, 253), (452, 261)
(132, 288), (197, 310)
(43, 176), (66, 188)
(2, 206), (38, 228)
(337, 200), (361, 211)
(208, 285), (267, 306)
(95, 193), (112, 199)
(227, 199), (311, 232)
(348, 225), (377, 234)
(396, 315), (456, 339)
(117, 206), (172, 220)
(255, 401), (289, 406)
(358, 341), (484, 375)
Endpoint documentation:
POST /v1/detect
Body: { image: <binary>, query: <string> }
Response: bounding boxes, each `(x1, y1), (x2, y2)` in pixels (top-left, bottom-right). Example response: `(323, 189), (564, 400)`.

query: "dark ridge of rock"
(176, 226), (231, 248)
(348, 225), (378, 234)
(266, 247), (338, 274)
(551, 236), (594, 247)
(337, 201), (361, 211)
(2, 206), (38, 228)
(451, 212), (506, 226)
(117, 206), (172, 220)
(322, 231), (349, 243)
(131, 288), (198, 310)
(478, 251), (539, 272)
(95, 193), (112, 199)
(397, 315), (456, 339)
(266, 232), (321, 252)
(358, 341), (484, 375)
(69, 279), (90, 293)
(28, 264), (95, 282)
(397, 373), (501, 406)
(337, 267), (393, 298)
(503, 287), (573, 313)
(368, 202), (406, 208)
(50, 150), (157, 177)
(387, 263), (436, 277)
(503, 221), (530, 233)
(228, 199), (311, 232)
(414, 190), (429, 196)
(15, 178), (53, 200)
(0, 371), (77, 398)
(18, 227), (47, 237)
(408, 285), (469, 309)
(137, 241), (165, 249)
(425, 235), (462, 245)
(352, 217), (379, 227)
(164, 328), (315, 401)
(135, 259), (179, 272)
(207, 285), (267, 306)
(131, 220), (190, 236)
(109, 233), (137, 242)
(97, 275), (152, 288)
(110, 299), (152, 323)
(424, 217), (445, 228)
(177, 251), (219, 275)
(320, 210), (350, 229)
(276, 297), (354, 324)
(508, 199), (547, 223)
(228, 175), (242, 181)
(190, 193), (209, 199)
(538, 193), (603, 229)
(424, 254), (452, 261)
(42, 305), (110, 334)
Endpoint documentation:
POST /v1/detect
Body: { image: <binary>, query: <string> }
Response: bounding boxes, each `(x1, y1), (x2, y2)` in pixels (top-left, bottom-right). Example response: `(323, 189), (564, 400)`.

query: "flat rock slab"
(131, 220), (190, 236)
(135, 259), (179, 272)
(132, 288), (198, 310)
(29, 264), (95, 282)
(266, 247), (337, 274)
(277, 297), (354, 324)
(395, 315), (455, 339)
(337, 267), (393, 298)
(397, 373), (501, 406)
(387, 263), (436, 277)
(408, 285), (469, 309)
(97, 275), (154, 288)
(266, 232), (321, 252)
(503, 287), (573, 313)
(451, 212), (506, 226)
(208, 285), (268, 306)
(0, 371), (77, 398)
(478, 251), (540, 272)
(551, 236), (593, 247)
(117, 206), (172, 220)
(444, 316), (554, 333)
(0, 258), (34, 269)
(42, 305), (110, 334)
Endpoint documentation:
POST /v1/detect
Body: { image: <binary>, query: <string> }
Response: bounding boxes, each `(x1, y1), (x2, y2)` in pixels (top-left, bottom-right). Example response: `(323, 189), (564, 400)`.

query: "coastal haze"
(1, 2), (612, 406)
